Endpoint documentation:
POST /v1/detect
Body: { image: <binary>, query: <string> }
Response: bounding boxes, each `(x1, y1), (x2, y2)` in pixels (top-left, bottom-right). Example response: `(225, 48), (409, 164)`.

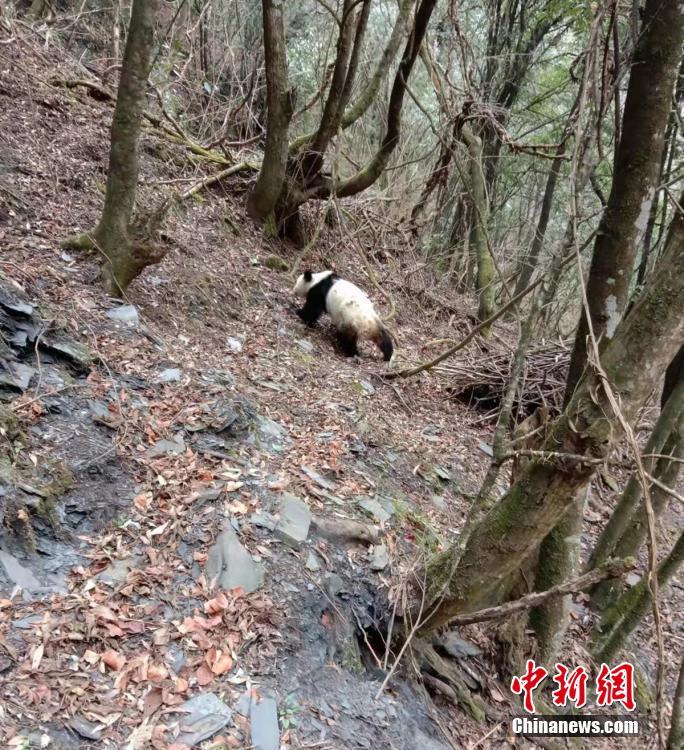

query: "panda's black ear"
(303, 270), (313, 282)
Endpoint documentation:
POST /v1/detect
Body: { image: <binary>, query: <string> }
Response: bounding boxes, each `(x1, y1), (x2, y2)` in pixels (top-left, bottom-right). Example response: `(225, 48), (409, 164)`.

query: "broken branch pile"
(438, 340), (570, 417)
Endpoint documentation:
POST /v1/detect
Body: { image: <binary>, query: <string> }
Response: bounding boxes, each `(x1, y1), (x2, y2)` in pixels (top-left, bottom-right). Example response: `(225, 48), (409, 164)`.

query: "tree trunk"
(594, 528), (684, 664)
(513, 141), (565, 299)
(461, 124), (494, 330)
(276, 0), (439, 240)
(103, 0), (122, 86)
(669, 655), (684, 750)
(63, 0), (162, 295)
(417, 201), (684, 634)
(564, 0), (684, 397)
(246, 0), (294, 224)
(589, 377), (684, 575)
(532, 0), (684, 661)
(592, 413), (684, 610)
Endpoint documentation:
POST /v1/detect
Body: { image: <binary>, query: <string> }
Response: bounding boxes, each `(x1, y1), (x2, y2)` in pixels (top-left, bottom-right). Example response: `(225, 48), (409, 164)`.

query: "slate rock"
(250, 512), (277, 531)
(8, 362), (35, 390)
(431, 495), (448, 511)
(69, 716), (104, 741)
(175, 693), (233, 746)
(305, 550), (322, 572)
(275, 495), (311, 548)
(106, 304), (139, 326)
(250, 690), (279, 750)
(158, 367), (182, 383)
(0, 550), (41, 591)
(368, 544), (389, 571)
(357, 497), (391, 524)
(206, 526), (264, 593)
(438, 633), (483, 659)
(301, 464), (335, 490)
(97, 556), (140, 586)
(145, 436), (186, 457)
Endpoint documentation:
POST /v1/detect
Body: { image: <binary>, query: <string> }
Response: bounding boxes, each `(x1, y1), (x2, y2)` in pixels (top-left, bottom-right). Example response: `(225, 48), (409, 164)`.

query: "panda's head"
(293, 270), (333, 297)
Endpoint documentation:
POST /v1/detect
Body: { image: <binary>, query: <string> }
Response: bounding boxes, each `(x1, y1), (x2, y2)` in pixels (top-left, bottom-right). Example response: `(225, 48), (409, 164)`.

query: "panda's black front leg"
(297, 298), (324, 327)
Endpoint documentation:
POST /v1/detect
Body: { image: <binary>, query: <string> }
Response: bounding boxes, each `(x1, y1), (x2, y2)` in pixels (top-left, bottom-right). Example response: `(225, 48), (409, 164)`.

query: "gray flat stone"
(305, 550), (321, 572)
(250, 690), (279, 750)
(275, 495), (311, 548)
(250, 512), (277, 531)
(301, 465), (335, 490)
(145, 436), (186, 457)
(8, 362), (36, 390)
(176, 693), (233, 746)
(0, 550), (41, 591)
(158, 367), (182, 383)
(357, 497), (391, 524)
(106, 304), (139, 326)
(368, 544), (389, 571)
(97, 556), (140, 586)
(206, 526), (264, 593)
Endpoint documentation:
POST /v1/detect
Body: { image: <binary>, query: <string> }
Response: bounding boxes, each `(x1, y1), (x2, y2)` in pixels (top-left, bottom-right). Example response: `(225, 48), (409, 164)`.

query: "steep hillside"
(0, 21), (679, 750)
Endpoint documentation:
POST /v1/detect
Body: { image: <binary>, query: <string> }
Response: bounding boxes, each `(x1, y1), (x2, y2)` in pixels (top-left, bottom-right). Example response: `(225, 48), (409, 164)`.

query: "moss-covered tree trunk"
(417, 202), (684, 634)
(591, 410), (684, 610)
(589, 376), (684, 573)
(532, 0), (684, 661)
(63, 0), (161, 295)
(246, 0), (295, 226)
(594, 528), (684, 664)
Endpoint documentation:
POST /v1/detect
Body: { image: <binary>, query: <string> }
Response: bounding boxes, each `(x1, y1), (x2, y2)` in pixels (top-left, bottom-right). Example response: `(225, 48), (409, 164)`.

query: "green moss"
(264, 255), (289, 272)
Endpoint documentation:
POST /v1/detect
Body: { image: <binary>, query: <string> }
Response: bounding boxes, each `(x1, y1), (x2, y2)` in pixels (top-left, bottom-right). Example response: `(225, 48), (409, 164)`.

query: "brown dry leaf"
(143, 687), (164, 716)
(148, 663), (169, 682)
(152, 626), (171, 645)
(166, 744), (191, 750)
(210, 650), (233, 676)
(31, 643), (44, 670)
(224, 481), (244, 492)
(82, 649), (100, 665)
(102, 649), (126, 671)
(175, 677), (189, 694)
(204, 592), (229, 614)
(134, 492), (153, 511)
(196, 663), (213, 686)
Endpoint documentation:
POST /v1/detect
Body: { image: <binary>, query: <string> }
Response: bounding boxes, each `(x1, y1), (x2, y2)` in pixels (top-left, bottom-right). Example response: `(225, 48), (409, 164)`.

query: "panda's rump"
(326, 281), (378, 338)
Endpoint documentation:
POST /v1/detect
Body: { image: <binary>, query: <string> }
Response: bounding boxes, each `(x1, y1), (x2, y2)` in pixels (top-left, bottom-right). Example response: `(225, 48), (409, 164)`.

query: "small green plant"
(280, 692), (300, 730)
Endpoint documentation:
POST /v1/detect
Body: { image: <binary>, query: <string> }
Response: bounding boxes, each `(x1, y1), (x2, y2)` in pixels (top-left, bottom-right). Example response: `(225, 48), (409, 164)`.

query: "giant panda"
(293, 270), (394, 362)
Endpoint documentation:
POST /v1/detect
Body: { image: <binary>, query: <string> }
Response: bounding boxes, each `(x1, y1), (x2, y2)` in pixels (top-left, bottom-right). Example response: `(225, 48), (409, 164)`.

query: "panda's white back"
(326, 279), (378, 335)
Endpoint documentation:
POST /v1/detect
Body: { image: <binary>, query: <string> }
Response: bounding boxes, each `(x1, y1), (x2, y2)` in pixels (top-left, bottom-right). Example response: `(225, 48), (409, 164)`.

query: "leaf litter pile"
(0, 21), (679, 750)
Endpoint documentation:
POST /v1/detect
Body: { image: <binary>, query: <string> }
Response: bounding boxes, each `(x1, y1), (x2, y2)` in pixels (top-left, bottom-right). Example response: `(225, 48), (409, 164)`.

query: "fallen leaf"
(210, 650), (233, 676)
(196, 663), (213, 686)
(204, 592), (229, 614)
(82, 649), (100, 665)
(148, 663), (169, 682)
(102, 649), (126, 671)
(31, 643), (44, 670)
(175, 677), (189, 694)
(143, 687), (164, 716)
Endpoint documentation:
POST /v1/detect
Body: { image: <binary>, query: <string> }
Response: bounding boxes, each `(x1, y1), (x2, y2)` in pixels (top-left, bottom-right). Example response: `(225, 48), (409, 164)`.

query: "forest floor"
(0, 22), (682, 750)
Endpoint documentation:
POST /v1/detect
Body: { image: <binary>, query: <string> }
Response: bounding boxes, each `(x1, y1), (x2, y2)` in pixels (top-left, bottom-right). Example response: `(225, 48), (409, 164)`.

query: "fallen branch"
(445, 558), (634, 627)
(179, 162), (257, 201)
(384, 277), (542, 379)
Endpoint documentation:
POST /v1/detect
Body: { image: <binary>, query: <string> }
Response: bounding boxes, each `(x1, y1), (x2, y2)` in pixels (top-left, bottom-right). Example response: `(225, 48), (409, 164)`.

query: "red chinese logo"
(511, 659), (548, 713)
(551, 663), (589, 709)
(511, 660), (635, 713)
(596, 662), (636, 711)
